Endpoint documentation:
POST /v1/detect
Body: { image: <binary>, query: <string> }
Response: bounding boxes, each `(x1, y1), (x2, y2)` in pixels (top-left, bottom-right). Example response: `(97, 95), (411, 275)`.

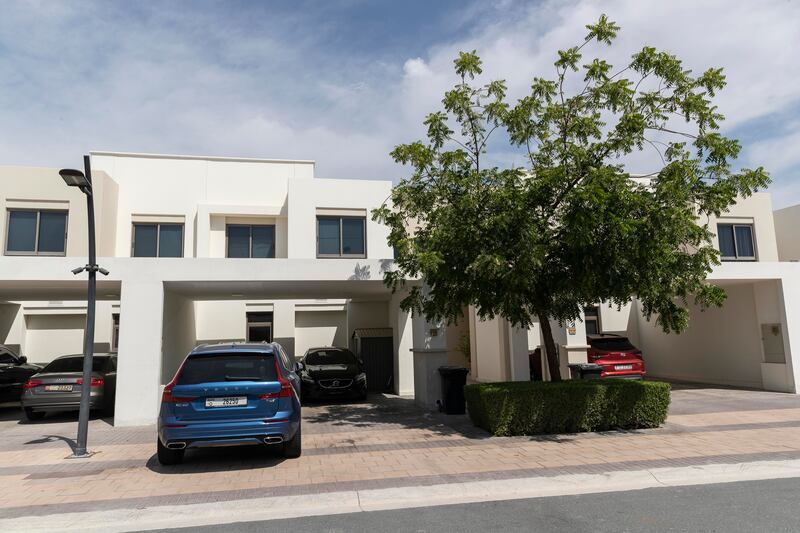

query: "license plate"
(205, 396), (247, 408)
(45, 385), (73, 392)
(615, 364), (633, 371)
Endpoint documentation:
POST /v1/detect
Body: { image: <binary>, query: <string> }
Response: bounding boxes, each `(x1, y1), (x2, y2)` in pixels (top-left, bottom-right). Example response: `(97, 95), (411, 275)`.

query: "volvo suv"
(157, 342), (302, 465)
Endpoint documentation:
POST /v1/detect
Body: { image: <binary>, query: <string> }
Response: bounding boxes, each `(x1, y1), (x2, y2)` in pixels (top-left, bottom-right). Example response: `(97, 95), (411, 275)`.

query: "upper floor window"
(227, 225), (275, 258)
(5, 209), (67, 256)
(132, 223), (184, 257)
(583, 305), (601, 335)
(317, 216), (365, 258)
(717, 223), (756, 261)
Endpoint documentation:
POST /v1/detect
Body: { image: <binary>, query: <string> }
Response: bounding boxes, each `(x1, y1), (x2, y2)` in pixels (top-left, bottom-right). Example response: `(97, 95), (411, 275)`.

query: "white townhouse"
(0, 152), (416, 426)
(1, 152), (800, 426)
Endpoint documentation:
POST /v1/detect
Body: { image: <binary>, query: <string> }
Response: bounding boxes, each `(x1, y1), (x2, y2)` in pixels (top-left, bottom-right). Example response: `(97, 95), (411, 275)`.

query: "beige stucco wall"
(774, 204), (800, 262)
(294, 310), (347, 357)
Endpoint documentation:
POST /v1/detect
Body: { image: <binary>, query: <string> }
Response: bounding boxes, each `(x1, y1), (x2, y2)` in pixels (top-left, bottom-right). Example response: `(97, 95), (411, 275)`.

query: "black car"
(298, 347), (367, 401)
(0, 345), (42, 403)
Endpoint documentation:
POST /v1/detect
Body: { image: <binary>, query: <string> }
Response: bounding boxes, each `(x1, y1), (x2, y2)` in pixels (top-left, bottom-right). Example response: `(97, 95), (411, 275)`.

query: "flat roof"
(90, 150), (315, 165)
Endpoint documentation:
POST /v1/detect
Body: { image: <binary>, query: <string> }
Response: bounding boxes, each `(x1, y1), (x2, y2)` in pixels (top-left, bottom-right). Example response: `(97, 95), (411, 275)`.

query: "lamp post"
(59, 156), (108, 458)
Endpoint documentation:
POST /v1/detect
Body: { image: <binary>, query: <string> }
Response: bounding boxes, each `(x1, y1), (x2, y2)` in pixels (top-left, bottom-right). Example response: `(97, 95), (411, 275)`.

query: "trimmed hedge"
(464, 379), (670, 436)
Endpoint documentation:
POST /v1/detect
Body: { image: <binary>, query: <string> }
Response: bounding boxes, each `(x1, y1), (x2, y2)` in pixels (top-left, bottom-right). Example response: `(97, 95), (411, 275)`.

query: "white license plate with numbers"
(205, 396), (247, 408)
(615, 364), (633, 371)
(45, 384), (73, 392)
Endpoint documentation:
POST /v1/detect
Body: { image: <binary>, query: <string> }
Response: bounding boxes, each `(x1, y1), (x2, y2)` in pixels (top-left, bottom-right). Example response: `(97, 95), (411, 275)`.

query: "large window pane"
(37, 211), (67, 253)
(133, 224), (158, 257)
(735, 225), (755, 258)
(158, 224), (183, 257)
(227, 226), (250, 258)
(6, 211), (37, 252)
(717, 224), (736, 258)
(251, 226), (275, 258)
(318, 218), (341, 255)
(341, 218), (365, 255)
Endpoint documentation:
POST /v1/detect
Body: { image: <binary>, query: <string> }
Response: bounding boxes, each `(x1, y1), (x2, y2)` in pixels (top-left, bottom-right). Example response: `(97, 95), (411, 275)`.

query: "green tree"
(374, 15), (769, 381)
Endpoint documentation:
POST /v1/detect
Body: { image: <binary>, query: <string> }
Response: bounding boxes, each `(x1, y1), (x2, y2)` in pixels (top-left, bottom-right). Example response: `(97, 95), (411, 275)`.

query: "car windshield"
(177, 353), (277, 385)
(305, 349), (357, 366)
(591, 338), (638, 352)
(43, 356), (109, 373)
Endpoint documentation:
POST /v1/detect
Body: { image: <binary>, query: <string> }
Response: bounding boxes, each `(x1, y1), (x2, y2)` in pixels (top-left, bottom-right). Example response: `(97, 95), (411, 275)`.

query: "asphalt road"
(147, 477), (800, 532)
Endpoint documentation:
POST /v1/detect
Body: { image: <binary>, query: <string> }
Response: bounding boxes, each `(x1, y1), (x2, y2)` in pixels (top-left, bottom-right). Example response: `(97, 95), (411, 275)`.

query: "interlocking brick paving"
(2, 386), (800, 519)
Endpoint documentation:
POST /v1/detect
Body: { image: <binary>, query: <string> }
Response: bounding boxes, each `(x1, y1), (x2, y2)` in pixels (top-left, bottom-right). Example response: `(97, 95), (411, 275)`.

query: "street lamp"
(59, 155), (108, 458)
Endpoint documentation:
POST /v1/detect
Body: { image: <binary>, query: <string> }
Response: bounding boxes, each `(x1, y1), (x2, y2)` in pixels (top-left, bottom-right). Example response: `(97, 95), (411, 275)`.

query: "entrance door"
(247, 312), (273, 342)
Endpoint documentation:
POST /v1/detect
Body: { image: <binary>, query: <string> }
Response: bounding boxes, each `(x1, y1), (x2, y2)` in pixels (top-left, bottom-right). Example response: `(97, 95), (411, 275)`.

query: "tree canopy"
(373, 15), (770, 380)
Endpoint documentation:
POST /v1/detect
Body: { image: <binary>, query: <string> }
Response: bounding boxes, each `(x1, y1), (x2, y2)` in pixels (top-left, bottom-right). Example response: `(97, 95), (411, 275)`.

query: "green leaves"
(379, 15), (770, 378)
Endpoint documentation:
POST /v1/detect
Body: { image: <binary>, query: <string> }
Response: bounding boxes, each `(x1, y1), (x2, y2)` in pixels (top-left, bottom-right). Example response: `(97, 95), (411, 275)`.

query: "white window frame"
(4, 208), (68, 256)
(718, 223), (757, 261)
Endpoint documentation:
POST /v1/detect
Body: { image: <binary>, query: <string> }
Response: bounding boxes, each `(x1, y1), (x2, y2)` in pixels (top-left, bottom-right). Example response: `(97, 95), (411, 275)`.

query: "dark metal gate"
(352, 328), (394, 393)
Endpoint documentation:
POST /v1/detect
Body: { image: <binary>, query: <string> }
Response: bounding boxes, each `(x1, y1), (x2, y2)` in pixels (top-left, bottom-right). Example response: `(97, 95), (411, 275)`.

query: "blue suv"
(157, 342), (301, 465)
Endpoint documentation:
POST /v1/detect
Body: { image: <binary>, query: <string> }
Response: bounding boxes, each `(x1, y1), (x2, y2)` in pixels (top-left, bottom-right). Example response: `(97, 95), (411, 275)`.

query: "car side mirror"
(294, 361), (304, 372)
(18, 356), (27, 364)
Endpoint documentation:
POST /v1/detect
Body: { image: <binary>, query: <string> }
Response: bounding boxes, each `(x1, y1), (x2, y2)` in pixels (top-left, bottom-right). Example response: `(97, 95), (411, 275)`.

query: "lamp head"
(59, 168), (90, 189)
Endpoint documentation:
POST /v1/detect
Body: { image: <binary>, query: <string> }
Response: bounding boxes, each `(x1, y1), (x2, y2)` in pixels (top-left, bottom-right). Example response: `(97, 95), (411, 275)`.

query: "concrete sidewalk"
(2, 387), (800, 530)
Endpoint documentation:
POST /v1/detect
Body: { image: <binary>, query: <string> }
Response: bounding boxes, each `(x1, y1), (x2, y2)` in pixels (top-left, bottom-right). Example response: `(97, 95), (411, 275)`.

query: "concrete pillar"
(507, 323), (530, 381)
(114, 281), (164, 427)
(391, 298), (414, 396)
(273, 300), (296, 357)
(410, 302), (448, 409)
(779, 277), (800, 393)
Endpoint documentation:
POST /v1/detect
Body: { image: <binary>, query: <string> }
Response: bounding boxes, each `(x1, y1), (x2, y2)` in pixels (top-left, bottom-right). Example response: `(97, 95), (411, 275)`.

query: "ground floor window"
(247, 312), (273, 342)
(111, 313), (120, 351)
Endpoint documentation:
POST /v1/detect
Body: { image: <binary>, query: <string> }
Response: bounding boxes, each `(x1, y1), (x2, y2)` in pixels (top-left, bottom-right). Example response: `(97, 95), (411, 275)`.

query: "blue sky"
(1, 0), (799, 207)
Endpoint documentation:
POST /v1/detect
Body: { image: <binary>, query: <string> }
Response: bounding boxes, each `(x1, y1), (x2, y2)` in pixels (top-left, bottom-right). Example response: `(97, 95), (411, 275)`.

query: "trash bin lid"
(438, 366), (469, 376)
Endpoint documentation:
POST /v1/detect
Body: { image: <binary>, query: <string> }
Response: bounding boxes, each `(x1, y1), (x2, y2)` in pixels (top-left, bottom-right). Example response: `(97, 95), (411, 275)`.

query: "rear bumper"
(159, 416), (299, 449)
(21, 392), (104, 411)
(600, 370), (646, 379)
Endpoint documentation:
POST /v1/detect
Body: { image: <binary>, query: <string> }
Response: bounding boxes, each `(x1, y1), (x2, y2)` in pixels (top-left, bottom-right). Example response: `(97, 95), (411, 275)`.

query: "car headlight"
(355, 373), (367, 382)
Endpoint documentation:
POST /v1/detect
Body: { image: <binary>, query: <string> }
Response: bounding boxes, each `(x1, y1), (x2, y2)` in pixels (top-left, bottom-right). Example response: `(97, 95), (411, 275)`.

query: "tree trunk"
(537, 312), (562, 382)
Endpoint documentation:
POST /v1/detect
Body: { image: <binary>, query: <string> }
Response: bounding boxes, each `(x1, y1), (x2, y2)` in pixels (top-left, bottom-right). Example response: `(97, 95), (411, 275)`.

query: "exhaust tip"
(263, 436), (283, 444)
(167, 442), (187, 450)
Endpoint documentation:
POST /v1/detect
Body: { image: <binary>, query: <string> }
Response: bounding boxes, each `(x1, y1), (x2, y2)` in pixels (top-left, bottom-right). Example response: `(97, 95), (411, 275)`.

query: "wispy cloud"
(0, 0), (798, 205)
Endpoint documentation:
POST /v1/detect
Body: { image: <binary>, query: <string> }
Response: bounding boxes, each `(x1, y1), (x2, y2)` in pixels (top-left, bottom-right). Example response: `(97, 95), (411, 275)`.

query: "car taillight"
(161, 387), (193, 403)
(258, 380), (293, 399)
(76, 377), (104, 387)
(23, 379), (42, 389)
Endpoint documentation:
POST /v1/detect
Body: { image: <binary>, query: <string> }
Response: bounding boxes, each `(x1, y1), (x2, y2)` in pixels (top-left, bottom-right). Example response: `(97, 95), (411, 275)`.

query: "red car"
(586, 334), (646, 379)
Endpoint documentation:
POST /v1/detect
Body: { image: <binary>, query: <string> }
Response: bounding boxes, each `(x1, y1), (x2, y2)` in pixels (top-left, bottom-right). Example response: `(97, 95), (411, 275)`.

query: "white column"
(114, 281), (164, 427)
(273, 300), (296, 357)
(507, 323), (530, 381)
(779, 277), (800, 393)
(393, 301), (415, 396)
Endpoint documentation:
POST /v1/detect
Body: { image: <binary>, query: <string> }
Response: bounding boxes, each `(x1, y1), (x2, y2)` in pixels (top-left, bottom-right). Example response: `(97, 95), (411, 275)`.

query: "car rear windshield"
(43, 356), (109, 373)
(305, 349), (358, 366)
(591, 338), (638, 352)
(177, 353), (278, 385)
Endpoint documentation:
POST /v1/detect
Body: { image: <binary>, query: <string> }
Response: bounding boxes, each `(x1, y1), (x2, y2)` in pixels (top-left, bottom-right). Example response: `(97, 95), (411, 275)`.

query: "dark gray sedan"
(20, 354), (117, 421)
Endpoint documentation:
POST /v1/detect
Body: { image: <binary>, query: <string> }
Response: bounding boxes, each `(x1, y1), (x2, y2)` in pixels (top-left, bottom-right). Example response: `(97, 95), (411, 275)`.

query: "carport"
(602, 263), (800, 393)
(0, 257), (417, 427)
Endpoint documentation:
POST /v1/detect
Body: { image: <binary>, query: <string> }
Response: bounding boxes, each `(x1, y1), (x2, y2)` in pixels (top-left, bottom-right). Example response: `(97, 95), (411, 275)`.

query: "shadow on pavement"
(145, 444), (287, 474)
(302, 394), (490, 440)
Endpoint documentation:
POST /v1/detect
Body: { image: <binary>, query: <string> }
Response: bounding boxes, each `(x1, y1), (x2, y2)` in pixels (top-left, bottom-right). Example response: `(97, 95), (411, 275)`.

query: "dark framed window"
(717, 224), (756, 261)
(5, 209), (68, 256)
(584, 305), (601, 335)
(111, 313), (120, 352)
(247, 312), (273, 342)
(316, 216), (366, 257)
(226, 225), (275, 258)
(132, 223), (184, 257)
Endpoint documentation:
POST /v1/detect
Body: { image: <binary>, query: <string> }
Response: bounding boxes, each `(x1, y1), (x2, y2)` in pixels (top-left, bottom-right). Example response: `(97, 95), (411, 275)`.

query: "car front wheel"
(283, 424), (302, 458)
(23, 407), (45, 421)
(157, 439), (184, 465)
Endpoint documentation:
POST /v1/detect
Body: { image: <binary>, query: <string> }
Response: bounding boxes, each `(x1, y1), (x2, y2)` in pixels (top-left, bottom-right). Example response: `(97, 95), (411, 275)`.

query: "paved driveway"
(2, 385), (800, 519)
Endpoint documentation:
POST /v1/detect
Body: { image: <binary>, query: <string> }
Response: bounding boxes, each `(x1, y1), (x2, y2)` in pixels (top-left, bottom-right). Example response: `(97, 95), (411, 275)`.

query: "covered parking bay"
(0, 257), (416, 426)
(601, 263), (800, 393)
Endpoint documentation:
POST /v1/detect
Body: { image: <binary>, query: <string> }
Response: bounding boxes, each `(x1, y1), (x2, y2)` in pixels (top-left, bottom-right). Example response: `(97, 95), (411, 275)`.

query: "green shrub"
(464, 379), (671, 436)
